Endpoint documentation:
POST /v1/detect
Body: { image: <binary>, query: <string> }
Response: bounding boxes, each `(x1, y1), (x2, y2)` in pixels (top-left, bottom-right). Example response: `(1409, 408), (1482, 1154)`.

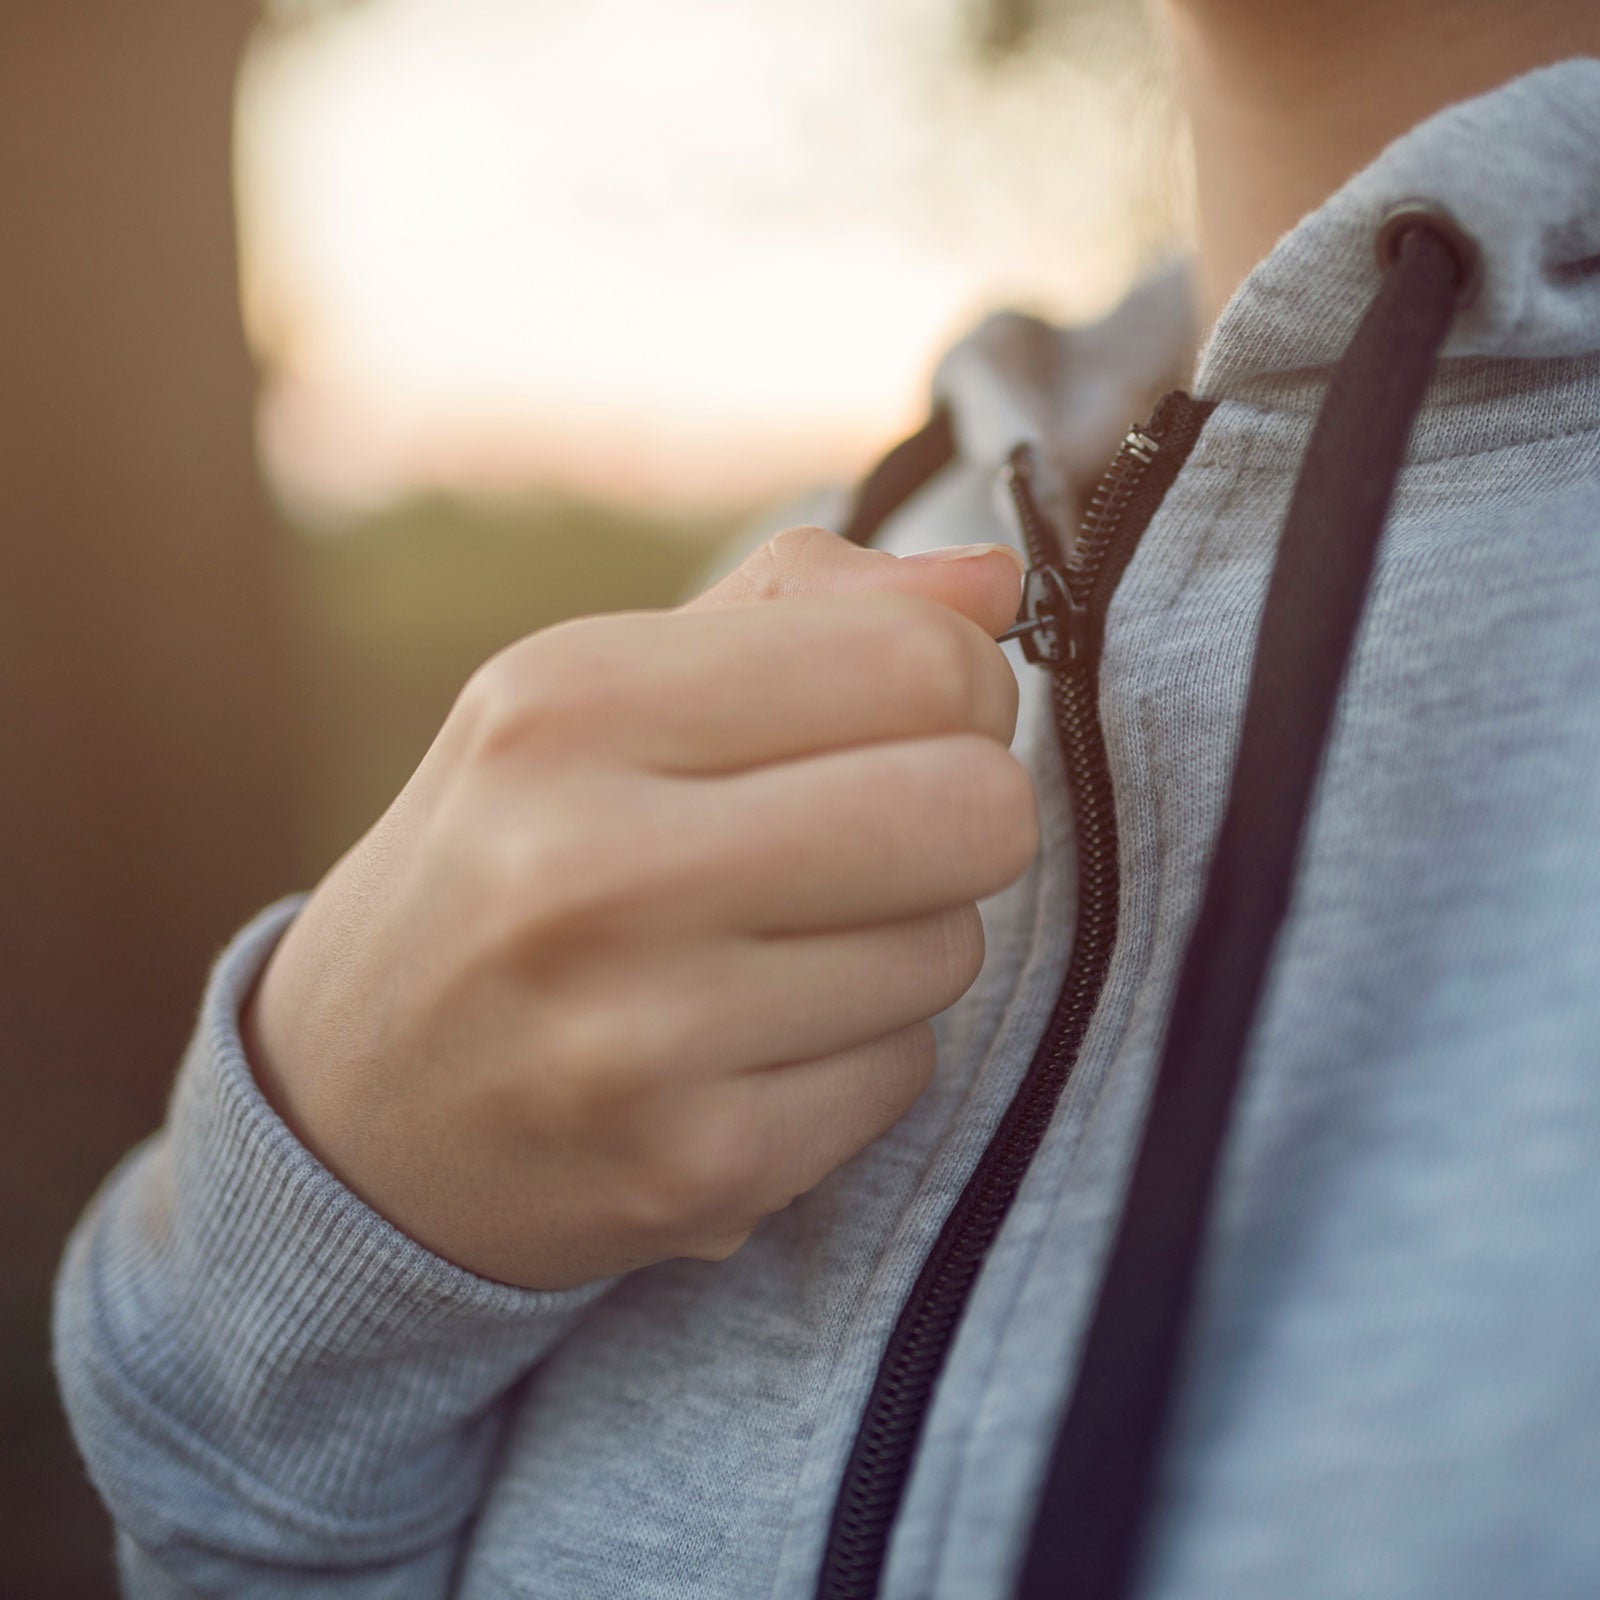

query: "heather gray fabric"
(56, 58), (1600, 1600)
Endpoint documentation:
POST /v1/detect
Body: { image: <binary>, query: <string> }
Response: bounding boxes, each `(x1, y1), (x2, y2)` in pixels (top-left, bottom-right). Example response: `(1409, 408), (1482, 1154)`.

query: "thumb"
(687, 524), (1026, 639)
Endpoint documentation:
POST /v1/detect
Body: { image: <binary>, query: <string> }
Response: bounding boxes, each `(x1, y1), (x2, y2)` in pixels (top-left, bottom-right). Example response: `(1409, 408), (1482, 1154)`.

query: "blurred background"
(1, 1), (1187, 1591)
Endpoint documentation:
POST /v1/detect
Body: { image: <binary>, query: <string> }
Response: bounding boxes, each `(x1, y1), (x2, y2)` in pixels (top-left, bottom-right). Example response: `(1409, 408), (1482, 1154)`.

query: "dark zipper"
(813, 389), (1214, 1600)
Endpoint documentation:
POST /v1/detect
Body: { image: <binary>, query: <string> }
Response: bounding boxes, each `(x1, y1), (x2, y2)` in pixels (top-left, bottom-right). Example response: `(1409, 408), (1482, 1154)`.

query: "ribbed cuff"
(57, 899), (613, 1568)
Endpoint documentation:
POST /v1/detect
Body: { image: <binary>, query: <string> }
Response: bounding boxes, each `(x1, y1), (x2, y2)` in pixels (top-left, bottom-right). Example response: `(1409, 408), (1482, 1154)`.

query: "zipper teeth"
(814, 394), (1208, 1600)
(1068, 427), (1159, 587)
(1009, 459), (1061, 573)
(817, 664), (1116, 1600)
(1007, 426), (1160, 615)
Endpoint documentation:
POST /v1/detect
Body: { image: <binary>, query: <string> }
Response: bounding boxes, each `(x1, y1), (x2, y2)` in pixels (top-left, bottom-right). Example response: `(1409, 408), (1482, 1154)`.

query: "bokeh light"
(237, 0), (1187, 519)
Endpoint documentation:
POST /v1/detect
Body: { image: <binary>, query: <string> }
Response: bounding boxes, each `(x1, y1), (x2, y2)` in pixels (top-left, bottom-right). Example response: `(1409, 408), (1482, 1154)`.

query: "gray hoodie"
(55, 57), (1600, 1600)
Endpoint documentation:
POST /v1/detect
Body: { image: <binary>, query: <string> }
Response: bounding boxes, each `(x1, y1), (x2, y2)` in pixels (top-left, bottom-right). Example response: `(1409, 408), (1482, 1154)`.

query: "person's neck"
(1161, 0), (1600, 334)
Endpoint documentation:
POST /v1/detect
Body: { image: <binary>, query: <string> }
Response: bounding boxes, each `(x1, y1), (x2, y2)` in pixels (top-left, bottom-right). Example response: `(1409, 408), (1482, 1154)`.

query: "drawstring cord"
(840, 406), (955, 548)
(1014, 212), (1479, 1600)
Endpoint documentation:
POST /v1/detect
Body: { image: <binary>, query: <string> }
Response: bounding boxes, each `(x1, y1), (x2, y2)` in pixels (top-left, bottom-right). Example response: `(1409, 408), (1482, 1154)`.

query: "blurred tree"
(964, 0), (1143, 68)
(0, 5), (298, 1594)
(972, 0), (1044, 61)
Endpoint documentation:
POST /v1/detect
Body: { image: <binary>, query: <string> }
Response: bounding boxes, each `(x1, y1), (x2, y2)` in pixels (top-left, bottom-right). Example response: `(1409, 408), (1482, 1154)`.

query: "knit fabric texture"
(55, 58), (1600, 1600)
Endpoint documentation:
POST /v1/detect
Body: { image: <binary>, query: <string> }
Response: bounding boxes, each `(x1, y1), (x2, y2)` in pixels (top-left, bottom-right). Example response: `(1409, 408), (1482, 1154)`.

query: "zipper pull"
(997, 563), (1090, 666)
(995, 445), (1090, 668)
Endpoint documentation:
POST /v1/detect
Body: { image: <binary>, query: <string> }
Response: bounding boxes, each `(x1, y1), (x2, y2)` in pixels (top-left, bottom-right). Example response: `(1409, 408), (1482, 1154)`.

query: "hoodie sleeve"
(53, 899), (614, 1599)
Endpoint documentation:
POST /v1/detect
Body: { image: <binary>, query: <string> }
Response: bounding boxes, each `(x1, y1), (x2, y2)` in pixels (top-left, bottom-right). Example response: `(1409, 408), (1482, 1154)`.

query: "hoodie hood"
(1196, 56), (1600, 396)
(922, 54), (1600, 520)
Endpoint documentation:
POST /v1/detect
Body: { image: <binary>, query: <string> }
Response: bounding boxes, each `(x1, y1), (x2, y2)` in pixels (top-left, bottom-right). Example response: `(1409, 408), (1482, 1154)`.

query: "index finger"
(556, 591), (1021, 774)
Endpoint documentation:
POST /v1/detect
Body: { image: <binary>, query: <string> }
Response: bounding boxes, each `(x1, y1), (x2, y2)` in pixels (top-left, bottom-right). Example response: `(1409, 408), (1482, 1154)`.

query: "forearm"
(54, 901), (611, 1598)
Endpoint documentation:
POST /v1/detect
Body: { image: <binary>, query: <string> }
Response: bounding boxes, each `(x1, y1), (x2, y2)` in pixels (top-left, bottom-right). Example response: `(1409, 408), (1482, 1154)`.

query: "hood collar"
(928, 56), (1600, 489)
(930, 266), (1195, 519)
(1195, 57), (1600, 397)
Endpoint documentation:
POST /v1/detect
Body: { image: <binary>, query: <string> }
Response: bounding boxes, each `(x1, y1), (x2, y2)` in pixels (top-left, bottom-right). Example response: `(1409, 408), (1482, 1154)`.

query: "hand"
(243, 525), (1036, 1289)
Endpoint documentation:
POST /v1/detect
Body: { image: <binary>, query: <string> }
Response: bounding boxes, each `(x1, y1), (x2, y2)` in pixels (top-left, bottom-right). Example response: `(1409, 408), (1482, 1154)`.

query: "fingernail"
(903, 542), (1027, 574)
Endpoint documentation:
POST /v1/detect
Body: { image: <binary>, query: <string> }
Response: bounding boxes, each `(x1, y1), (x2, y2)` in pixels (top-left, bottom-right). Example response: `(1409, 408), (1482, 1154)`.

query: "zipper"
(813, 389), (1214, 1600)
(997, 420), (1160, 662)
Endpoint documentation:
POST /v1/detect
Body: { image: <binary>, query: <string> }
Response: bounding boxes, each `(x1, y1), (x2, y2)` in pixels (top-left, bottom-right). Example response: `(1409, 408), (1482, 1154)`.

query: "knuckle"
(859, 1024), (938, 1128)
(539, 980), (709, 1134)
(455, 616), (630, 761)
(986, 642), (1022, 742)
(937, 903), (987, 995)
(487, 790), (665, 949)
(623, 987), (705, 1079)
(677, 1100), (762, 1209)
(683, 1226), (757, 1264)
(625, 1104), (762, 1236)
(547, 998), (660, 1092)
(892, 1023), (939, 1100)
(456, 638), (561, 759)
(439, 788), (687, 994)
(987, 751), (1041, 879)
(740, 524), (841, 601)
(677, 1137), (760, 1222)
(528, 1016), (635, 1136)
(953, 739), (1040, 882)
(767, 522), (839, 566)
(891, 601), (985, 729)
(484, 812), (605, 938)
(455, 646), (524, 744)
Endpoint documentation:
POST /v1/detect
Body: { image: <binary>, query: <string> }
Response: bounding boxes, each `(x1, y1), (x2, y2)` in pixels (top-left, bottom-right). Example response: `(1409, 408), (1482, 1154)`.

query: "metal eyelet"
(1375, 199), (1484, 308)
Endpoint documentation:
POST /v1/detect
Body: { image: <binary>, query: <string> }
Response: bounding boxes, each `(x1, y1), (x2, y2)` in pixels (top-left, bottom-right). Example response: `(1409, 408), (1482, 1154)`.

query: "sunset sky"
(236, 0), (1182, 519)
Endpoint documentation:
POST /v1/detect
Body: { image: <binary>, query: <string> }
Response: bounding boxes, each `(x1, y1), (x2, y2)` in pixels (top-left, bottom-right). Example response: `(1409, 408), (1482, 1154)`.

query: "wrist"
(238, 905), (323, 1160)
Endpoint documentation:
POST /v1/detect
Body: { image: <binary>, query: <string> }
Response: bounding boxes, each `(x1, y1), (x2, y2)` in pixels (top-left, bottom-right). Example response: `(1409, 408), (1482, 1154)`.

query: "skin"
(247, 532), (1035, 1288)
(248, 3), (1600, 1291)
(1160, 0), (1600, 332)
